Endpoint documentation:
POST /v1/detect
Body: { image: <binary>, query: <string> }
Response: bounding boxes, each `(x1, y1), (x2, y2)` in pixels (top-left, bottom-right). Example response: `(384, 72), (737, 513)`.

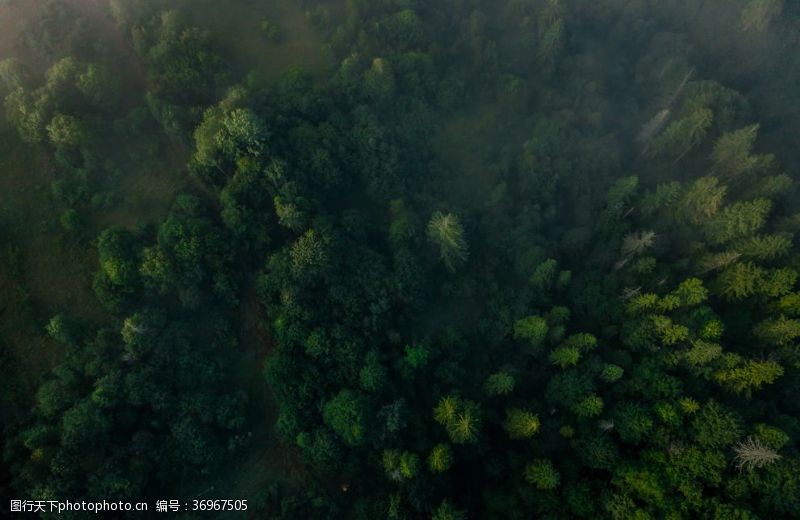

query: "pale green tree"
(427, 212), (468, 272)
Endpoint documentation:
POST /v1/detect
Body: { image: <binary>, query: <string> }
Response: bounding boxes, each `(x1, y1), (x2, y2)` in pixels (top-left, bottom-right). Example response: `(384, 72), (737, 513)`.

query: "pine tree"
(427, 211), (469, 272)
(433, 396), (460, 426)
(428, 444), (453, 473)
(572, 395), (604, 418)
(621, 230), (656, 258)
(531, 258), (558, 289)
(448, 404), (481, 444)
(484, 372), (515, 396)
(715, 262), (765, 300)
(735, 234), (793, 261)
(383, 450), (419, 481)
(600, 364), (624, 383)
(514, 315), (549, 348)
(711, 125), (760, 179)
(704, 199), (771, 245)
(679, 177), (726, 224)
(503, 408), (540, 439)
(754, 315), (800, 346)
(714, 359), (784, 395)
(431, 500), (466, 520)
(524, 459), (560, 490)
(550, 345), (581, 368)
(434, 396), (481, 444)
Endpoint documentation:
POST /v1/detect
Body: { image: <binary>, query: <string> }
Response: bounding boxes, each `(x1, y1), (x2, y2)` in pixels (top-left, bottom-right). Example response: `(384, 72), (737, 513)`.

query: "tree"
(431, 500), (466, 520)
(359, 350), (387, 392)
(291, 229), (329, 278)
(692, 401), (742, 449)
(323, 390), (369, 446)
(711, 125), (761, 179)
(734, 437), (782, 471)
(433, 396), (459, 426)
(571, 395), (604, 418)
(45, 314), (76, 345)
(145, 11), (224, 106)
(754, 315), (800, 346)
(614, 403), (653, 445)
(538, 19), (564, 67)
(649, 107), (713, 160)
(524, 459), (560, 490)
(741, 0), (784, 33)
(77, 63), (120, 111)
(484, 371), (515, 395)
(0, 58), (27, 92)
(383, 450), (419, 481)
(503, 408), (540, 439)
(705, 199), (771, 245)
(670, 278), (708, 307)
(216, 108), (267, 160)
(600, 364), (624, 383)
(427, 212), (469, 272)
(684, 340), (723, 367)
(46, 113), (86, 147)
(679, 177), (726, 224)
(715, 262), (764, 300)
(260, 19), (282, 42)
(428, 444), (452, 473)
(514, 316), (549, 349)
(621, 230), (656, 258)
(714, 358), (784, 395)
(549, 345), (581, 368)
(531, 258), (558, 289)
(735, 234), (792, 261)
(433, 396), (481, 444)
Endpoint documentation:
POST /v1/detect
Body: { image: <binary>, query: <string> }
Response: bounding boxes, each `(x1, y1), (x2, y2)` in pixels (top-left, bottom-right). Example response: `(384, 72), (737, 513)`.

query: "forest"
(1, 0), (799, 518)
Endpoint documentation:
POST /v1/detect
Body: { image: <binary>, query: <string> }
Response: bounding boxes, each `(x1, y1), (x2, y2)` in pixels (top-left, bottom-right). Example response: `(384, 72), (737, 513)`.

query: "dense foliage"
(2, 0), (800, 518)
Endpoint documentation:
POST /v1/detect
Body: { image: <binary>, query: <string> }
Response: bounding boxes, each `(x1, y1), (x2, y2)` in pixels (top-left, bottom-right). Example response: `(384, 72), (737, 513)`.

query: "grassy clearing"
(178, 0), (333, 81)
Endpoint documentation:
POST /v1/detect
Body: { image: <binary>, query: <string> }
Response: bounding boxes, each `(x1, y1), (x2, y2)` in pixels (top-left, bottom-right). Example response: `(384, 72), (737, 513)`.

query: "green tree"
(600, 364), (624, 383)
(524, 459), (560, 490)
(433, 396), (481, 444)
(359, 350), (387, 392)
(46, 113), (86, 147)
(383, 449), (419, 481)
(431, 500), (465, 520)
(714, 358), (783, 396)
(323, 390), (369, 446)
(290, 229), (328, 278)
(503, 408), (540, 439)
(754, 315), (800, 346)
(571, 395), (604, 418)
(704, 199), (771, 245)
(715, 262), (765, 300)
(549, 345), (581, 368)
(679, 177), (726, 224)
(428, 444), (453, 473)
(484, 371), (515, 395)
(711, 125), (761, 178)
(514, 316), (549, 349)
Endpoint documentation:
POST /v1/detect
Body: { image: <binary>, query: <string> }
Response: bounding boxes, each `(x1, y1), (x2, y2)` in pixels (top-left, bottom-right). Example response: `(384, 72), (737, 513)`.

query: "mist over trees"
(2, 0), (800, 518)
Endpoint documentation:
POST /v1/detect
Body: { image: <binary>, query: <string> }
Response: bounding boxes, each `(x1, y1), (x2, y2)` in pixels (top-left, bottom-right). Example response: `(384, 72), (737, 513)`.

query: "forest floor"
(191, 283), (305, 515)
(178, 0), (333, 82)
